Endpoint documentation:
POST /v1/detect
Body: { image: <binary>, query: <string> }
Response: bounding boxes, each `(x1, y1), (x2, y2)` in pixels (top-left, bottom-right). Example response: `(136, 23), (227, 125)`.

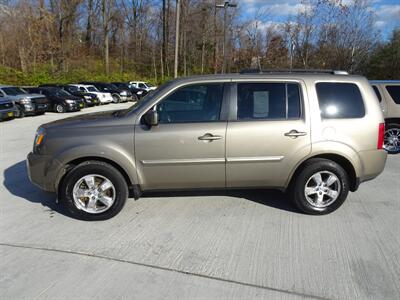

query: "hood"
(41, 109), (128, 130)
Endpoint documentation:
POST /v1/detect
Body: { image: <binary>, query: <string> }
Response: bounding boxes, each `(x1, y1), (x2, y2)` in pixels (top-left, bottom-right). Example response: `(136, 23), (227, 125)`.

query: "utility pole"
(174, 0), (181, 78)
(216, 1), (237, 74)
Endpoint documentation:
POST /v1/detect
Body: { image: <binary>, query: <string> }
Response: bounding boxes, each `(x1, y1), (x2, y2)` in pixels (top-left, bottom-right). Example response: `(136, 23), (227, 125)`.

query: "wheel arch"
(287, 153), (359, 192)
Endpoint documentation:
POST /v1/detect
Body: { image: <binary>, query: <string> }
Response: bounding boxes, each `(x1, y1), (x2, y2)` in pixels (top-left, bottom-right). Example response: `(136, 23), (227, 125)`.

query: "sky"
(237, 0), (400, 39)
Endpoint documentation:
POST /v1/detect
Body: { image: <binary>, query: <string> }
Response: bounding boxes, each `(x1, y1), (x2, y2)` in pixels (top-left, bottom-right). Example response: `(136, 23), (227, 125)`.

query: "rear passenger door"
(226, 81), (311, 188)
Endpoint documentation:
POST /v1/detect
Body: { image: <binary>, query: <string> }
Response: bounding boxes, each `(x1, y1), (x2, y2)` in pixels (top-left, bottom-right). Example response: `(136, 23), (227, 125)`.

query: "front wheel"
(55, 104), (66, 113)
(384, 124), (400, 154)
(290, 158), (349, 215)
(112, 94), (121, 103)
(60, 161), (128, 220)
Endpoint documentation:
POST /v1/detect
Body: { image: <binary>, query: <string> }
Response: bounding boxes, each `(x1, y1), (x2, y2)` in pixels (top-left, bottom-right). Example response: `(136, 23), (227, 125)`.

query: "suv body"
(69, 84), (113, 104)
(0, 85), (48, 117)
(370, 80), (400, 153)
(24, 87), (83, 113)
(80, 82), (132, 103)
(129, 81), (157, 92)
(39, 84), (99, 107)
(27, 72), (387, 220)
(0, 98), (19, 121)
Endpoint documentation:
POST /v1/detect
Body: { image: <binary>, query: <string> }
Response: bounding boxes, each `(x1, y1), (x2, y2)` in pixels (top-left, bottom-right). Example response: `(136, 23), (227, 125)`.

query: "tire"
(383, 124), (400, 154)
(36, 111), (45, 116)
(17, 105), (25, 118)
(60, 161), (128, 221)
(290, 158), (349, 215)
(112, 94), (121, 103)
(55, 103), (66, 113)
(132, 94), (139, 102)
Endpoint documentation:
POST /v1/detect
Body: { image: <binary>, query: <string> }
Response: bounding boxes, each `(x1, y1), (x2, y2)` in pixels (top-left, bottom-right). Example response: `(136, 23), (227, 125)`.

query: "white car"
(128, 81), (157, 92)
(69, 84), (113, 104)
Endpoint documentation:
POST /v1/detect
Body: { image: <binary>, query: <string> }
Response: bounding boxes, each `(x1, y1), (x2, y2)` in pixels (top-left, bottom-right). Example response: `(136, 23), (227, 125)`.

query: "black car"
(39, 84), (99, 107)
(111, 82), (145, 100)
(24, 87), (84, 113)
(79, 82), (132, 103)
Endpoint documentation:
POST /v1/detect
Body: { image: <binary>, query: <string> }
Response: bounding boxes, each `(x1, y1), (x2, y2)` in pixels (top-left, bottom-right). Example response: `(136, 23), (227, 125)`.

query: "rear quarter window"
(385, 86), (400, 104)
(316, 82), (365, 119)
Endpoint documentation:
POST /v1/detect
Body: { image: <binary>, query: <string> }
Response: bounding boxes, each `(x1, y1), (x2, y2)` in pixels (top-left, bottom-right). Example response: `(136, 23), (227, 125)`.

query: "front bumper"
(23, 103), (48, 115)
(66, 103), (82, 112)
(0, 107), (18, 120)
(27, 152), (64, 192)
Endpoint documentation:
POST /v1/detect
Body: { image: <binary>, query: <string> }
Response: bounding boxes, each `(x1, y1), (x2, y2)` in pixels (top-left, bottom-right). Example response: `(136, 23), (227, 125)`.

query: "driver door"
(135, 83), (227, 190)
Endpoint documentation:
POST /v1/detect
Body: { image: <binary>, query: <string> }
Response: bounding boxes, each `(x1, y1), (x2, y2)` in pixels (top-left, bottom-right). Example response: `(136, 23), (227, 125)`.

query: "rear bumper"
(27, 152), (64, 192)
(359, 149), (387, 183)
(0, 108), (18, 120)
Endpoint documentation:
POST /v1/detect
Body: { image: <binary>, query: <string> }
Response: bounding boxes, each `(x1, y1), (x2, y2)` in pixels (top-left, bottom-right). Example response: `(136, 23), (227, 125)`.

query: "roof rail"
(239, 69), (349, 75)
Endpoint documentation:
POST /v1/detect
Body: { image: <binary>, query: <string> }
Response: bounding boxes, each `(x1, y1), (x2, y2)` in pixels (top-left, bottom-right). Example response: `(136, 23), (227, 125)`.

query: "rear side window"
(316, 82), (365, 119)
(386, 86), (400, 104)
(237, 83), (302, 120)
(372, 86), (382, 102)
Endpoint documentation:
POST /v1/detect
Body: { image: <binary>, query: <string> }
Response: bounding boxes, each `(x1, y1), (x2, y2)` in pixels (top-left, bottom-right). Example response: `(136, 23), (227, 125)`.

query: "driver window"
(157, 83), (224, 124)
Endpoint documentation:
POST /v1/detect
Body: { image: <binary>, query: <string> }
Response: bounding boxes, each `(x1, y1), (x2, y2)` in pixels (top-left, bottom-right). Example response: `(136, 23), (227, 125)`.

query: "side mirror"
(144, 110), (159, 127)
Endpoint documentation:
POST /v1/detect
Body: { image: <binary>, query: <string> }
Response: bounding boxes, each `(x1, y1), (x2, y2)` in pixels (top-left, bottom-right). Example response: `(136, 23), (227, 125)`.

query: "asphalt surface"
(0, 103), (399, 299)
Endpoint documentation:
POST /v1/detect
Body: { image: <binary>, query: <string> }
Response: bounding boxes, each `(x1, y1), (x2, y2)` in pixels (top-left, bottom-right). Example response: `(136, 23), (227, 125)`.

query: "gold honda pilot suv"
(27, 70), (387, 220)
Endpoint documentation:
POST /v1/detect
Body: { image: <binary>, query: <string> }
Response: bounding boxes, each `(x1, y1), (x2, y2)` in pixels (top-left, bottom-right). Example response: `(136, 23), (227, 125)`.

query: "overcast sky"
(237, 0), (400, 39)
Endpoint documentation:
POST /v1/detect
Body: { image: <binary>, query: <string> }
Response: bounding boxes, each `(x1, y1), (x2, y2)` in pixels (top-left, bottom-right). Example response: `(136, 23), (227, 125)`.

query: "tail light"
(377, 123), (385, 150)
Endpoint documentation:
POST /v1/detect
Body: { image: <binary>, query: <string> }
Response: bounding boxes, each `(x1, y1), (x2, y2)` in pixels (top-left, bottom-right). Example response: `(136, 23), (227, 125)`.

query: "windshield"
(87, 86), (98, 92)
(116, 81), (173, 117)
(52, 89), (71, 97)
(67, 86), (79, 93)
(146, 83), (154, 87)
(2, 87), (27, 95)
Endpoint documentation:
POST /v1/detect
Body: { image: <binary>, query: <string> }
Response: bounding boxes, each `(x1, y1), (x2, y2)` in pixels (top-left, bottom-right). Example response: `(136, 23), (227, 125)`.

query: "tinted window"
(316, 83), (365, 119)
(386, 86), (400, 104)
(237, 83), (301, 120)
(372, 86), (382, 102)
(157, 84), (224, 123)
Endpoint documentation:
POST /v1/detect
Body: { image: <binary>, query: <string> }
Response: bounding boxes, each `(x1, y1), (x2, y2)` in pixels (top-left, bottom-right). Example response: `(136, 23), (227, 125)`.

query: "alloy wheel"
(304, 171), (341, 208)
(384, 128), (400, 153)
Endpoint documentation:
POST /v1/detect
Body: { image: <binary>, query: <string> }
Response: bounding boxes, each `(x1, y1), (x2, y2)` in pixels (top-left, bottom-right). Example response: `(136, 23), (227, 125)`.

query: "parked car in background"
(0, 85), (48, 117)
(0, 98), (19, 121)
(128, 81), (157, 92)
(111, 82), (143, 101)
(24, 87), (83, 113)
(39, 84), (99, 107)
(79, 82), (132, 103)
(27, 70), (386, 220)
(370, 80), (400, 154)
(69, 84), (113, 105)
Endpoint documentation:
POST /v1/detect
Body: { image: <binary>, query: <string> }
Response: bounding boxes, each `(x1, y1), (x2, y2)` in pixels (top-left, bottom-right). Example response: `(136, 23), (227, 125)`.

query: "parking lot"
(0, 103), (399, 299)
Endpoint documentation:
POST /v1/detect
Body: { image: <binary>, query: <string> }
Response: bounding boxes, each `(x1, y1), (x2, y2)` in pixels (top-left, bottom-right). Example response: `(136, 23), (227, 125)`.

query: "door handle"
(198, 133), (223, 141)
(284, 130), (307, 138)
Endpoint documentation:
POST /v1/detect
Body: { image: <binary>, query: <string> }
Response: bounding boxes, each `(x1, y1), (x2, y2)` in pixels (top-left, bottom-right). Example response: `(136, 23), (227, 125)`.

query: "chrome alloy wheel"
(384, 128), (400, 153)
(304, 171), (341, 208)
(72, 174), (116, 214)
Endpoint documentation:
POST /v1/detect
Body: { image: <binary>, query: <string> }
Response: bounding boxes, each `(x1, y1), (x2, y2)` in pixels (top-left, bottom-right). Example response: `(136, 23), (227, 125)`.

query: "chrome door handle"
(284, 130), (307, 138)
(198, 133), (223, 141)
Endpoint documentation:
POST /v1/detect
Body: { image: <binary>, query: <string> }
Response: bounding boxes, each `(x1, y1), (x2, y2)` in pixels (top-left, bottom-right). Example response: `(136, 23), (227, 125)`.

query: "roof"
(369, 80), (400, 84)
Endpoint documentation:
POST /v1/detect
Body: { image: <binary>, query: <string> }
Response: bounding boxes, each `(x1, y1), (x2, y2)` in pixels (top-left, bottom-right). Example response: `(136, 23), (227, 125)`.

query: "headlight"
(20, 98), (32, 104)
(137, 91), (143, 95)
(84, 95), (91, 99)
(121, 91), (127, 95)
(34, 127), (45, 148)
(65, 99), (76, 104)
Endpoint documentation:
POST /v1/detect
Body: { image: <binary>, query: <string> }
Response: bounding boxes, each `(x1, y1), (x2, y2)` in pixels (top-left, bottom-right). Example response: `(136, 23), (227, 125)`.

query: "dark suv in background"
(0, 85), (48, 117)
(111, 82), (145, 100)
(39, 84), (99, 107)
(24, 87), (84, 113)
(80, 82), (132, 103)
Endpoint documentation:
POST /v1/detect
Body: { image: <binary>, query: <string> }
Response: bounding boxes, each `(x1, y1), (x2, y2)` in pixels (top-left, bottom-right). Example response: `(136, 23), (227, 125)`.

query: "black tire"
(17, 105), (25, 118)
(112, 94), (121, 103)
(60, 160), (128, 221)
(55, 103), (66, 113)
(290, 158), (349, 215)
(132, 94), (139, 102)
(36, 111), (45, 116)
(383, 123), (400, 154)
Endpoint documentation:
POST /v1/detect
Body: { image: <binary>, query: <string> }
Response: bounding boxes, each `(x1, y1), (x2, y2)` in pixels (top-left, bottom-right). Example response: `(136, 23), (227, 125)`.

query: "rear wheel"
(290, 158), (349, 215)
(17, 105), (25, 118)
(384, 124), (400, 154)
(60, 161), (128, 220)
(55, 103), (66, 113)
(132, 94), (138, 102)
